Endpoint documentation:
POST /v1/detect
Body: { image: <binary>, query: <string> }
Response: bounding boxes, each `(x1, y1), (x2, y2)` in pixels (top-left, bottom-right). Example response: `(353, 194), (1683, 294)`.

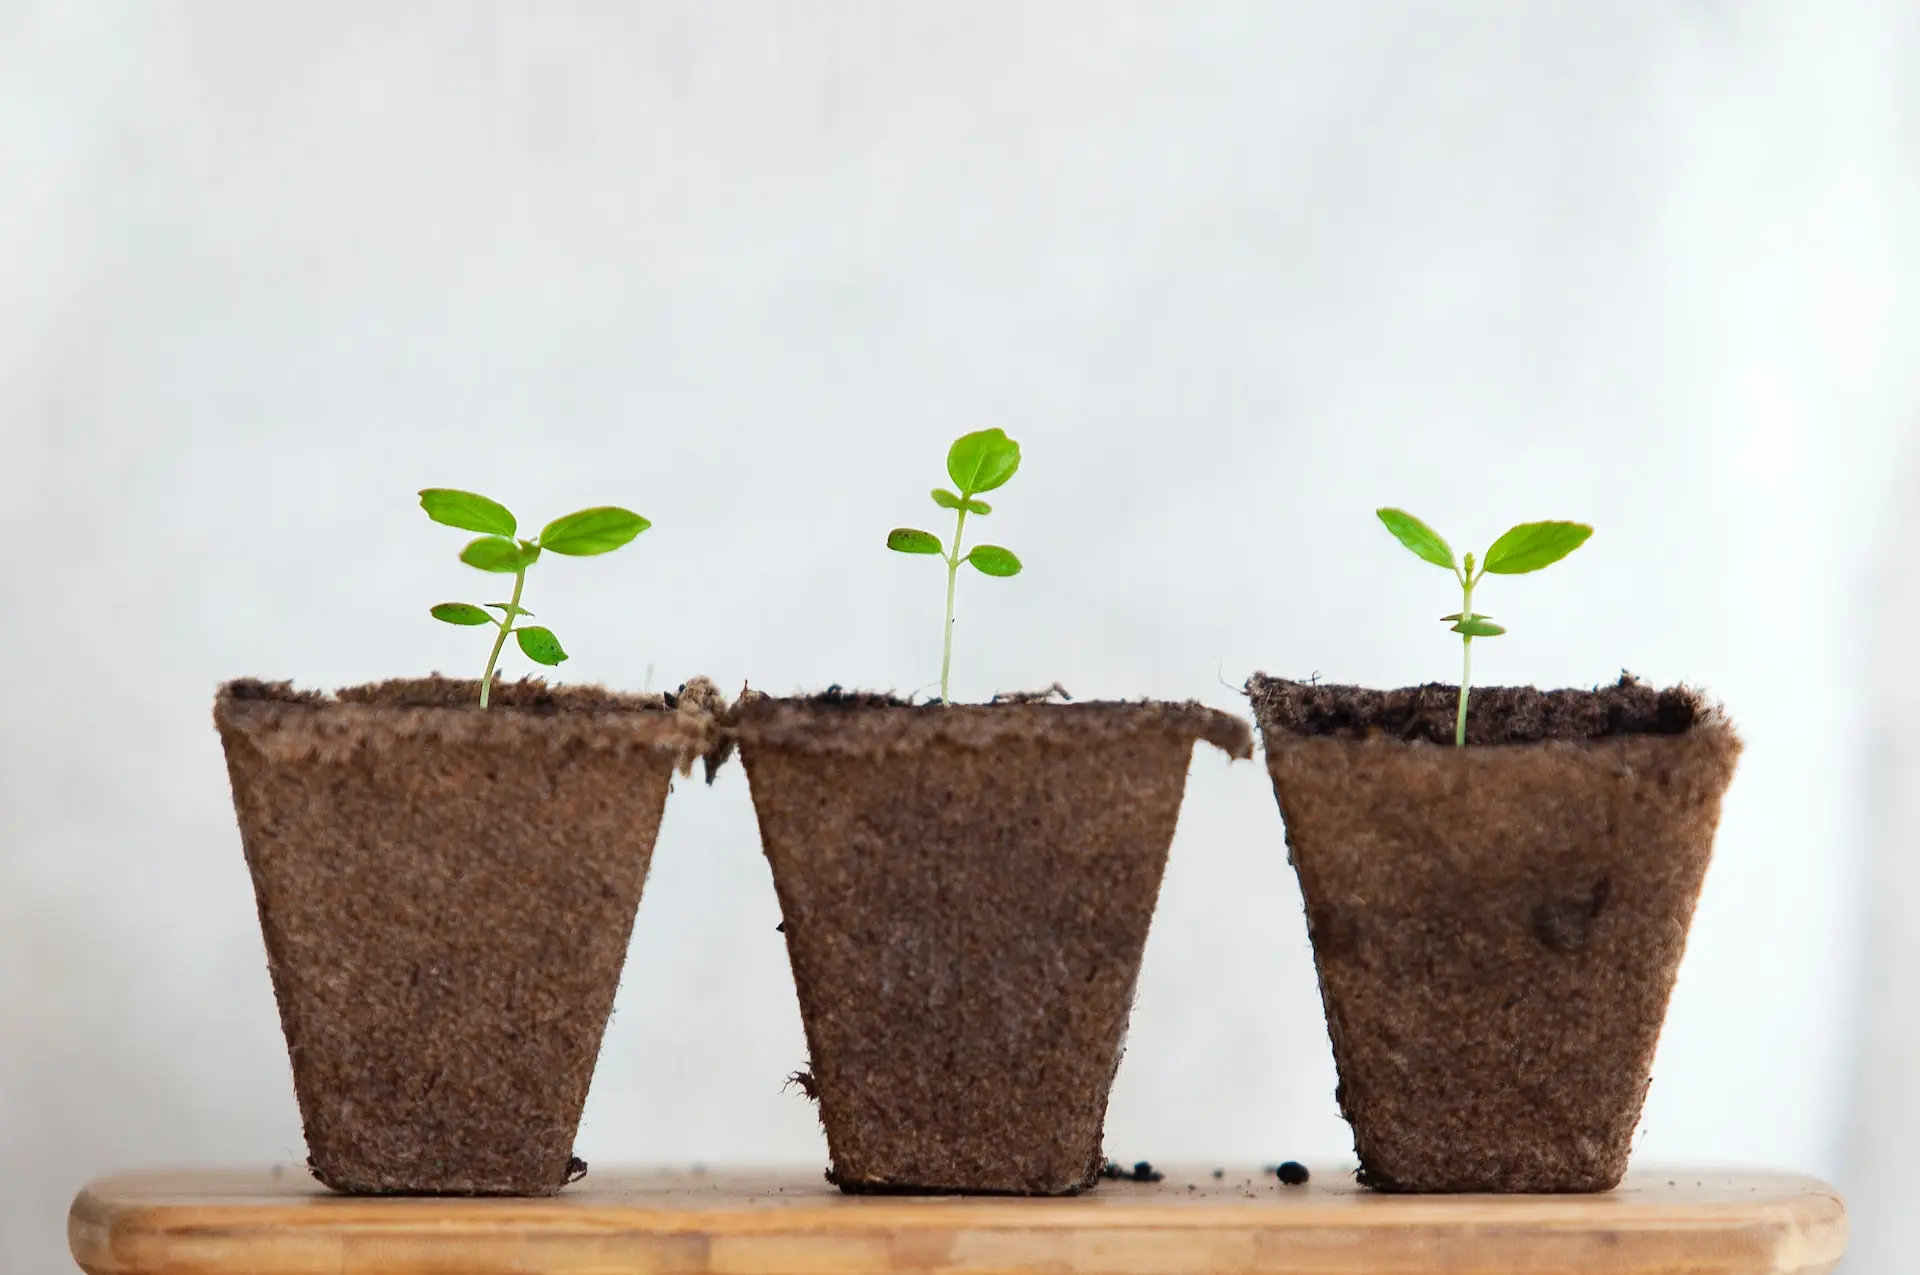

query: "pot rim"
(214, 676), (726, 772)
(732, 687), (1252, 759)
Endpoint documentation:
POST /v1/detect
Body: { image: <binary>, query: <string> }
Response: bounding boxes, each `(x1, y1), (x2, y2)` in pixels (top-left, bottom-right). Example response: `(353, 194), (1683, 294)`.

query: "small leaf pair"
(1377, 508), (1592, 746)
(422, 489), (650, 708)
(1378, 511), (1591, 578)
(887, 429), (1025, 703)
(884, 528), (1021, 577)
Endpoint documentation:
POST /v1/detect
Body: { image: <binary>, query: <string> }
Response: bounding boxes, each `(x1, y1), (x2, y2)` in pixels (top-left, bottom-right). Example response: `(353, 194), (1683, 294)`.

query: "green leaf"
(430, 603), (492, 626)
(962, 497), (991, 515)
(538, 506), (651, 556)
(966, 544), (1023, 577)
(515, 625), (568, 666)
(486, 602), (535, 618)
(1482, 520), (1593, 574)
(420, 489), (516, 538)
(1451, 616), (1508, 637)
(887, 528), (944, 555)
(1376, 508), (1456, 570)
(946, 428), (1022, 495)
(460, 536), (538, 573)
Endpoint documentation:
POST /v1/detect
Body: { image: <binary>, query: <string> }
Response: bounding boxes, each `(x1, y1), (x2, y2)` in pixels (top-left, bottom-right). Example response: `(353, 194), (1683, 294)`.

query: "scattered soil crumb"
(991, 683), (1073, 704)
(1098, 1160), (1164, 1183)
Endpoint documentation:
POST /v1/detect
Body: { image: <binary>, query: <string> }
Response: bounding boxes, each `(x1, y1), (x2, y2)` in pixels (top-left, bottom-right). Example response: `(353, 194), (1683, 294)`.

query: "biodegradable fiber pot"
(1246, 674), (1741, 1194)
(214, 676), (724, 1196)
(735, 690), (1252, 1196)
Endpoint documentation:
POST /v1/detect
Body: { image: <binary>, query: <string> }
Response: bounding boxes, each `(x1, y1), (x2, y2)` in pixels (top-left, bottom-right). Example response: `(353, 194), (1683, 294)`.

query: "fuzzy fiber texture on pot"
(1246, 673), (1741, 1194)
(214, 675), (722, 1196)
(734, 688), (1252, 1196)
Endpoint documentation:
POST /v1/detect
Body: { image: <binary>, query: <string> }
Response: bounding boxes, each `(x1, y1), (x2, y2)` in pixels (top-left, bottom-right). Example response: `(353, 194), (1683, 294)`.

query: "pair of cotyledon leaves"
(421, 488), (650, 667)
(1377, 508), (1591, 638)
(886, 428), (1024, 577)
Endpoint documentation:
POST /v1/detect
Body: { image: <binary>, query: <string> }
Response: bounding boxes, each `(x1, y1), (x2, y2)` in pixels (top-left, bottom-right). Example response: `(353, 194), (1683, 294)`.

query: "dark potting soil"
(1245, 672), (1741, 1193)
(735, 691), (1252, 1195)
(215, 676), (722, 1195)
(1244, 672), (1703, 746)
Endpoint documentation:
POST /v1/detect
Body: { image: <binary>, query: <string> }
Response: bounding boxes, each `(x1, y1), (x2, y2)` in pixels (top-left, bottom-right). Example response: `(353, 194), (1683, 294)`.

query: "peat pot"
(735, 690), (1252, 1196)
(1246, 673), (1740, 1194)
(214, 676), (722, 1196)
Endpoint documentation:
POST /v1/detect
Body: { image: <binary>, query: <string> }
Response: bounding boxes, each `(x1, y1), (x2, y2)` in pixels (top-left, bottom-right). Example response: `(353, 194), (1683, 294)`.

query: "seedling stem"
(940, 505), (970, 705)
(1454, 553), (1478, 747)
(478, 565), (529, 710)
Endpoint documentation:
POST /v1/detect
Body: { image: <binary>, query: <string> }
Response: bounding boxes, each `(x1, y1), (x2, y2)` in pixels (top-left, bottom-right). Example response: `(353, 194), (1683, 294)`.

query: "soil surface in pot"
(1247, 674), (1740, 1194)
(214, 676), (721, 1196)
(735, 689), (1251, 1196)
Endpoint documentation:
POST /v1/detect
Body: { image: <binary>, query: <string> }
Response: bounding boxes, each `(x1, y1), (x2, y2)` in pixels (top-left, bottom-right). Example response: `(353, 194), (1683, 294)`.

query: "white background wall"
(4, 4), (1918, 1271)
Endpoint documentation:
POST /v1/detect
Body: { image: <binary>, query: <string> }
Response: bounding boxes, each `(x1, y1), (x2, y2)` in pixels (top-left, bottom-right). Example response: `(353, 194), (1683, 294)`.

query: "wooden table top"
(67, 1166), (1847, 1275)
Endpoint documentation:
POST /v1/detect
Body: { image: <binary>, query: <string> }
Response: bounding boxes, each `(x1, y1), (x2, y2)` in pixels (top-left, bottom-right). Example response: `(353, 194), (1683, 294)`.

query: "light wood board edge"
(68, 1167), (1848, 1275)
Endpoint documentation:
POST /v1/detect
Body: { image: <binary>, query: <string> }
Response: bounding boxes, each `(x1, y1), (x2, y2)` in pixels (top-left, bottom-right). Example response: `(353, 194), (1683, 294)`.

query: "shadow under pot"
(735, 691), (1252, 1196)
(1246, 674), (1741, 1194)
(213, 676), (721, 1196)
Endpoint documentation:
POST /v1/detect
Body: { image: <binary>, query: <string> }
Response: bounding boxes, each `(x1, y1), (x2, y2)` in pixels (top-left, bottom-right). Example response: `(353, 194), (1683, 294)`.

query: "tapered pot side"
(213, 677), (721, 1196)
(1246, 675), (1741, 1194)
(735, 692), (1252, 1196)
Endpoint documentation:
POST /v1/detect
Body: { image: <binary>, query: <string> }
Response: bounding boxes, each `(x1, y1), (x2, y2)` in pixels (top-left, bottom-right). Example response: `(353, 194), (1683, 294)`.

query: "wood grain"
(67, 1166), (1847, 1275)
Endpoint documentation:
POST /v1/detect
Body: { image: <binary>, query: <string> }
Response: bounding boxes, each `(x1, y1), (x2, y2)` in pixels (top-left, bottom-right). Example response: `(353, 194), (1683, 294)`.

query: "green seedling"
(421, 489), (650, 709)
(887, 429), (1025, 704)
(1376, 508), (1592, 747)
